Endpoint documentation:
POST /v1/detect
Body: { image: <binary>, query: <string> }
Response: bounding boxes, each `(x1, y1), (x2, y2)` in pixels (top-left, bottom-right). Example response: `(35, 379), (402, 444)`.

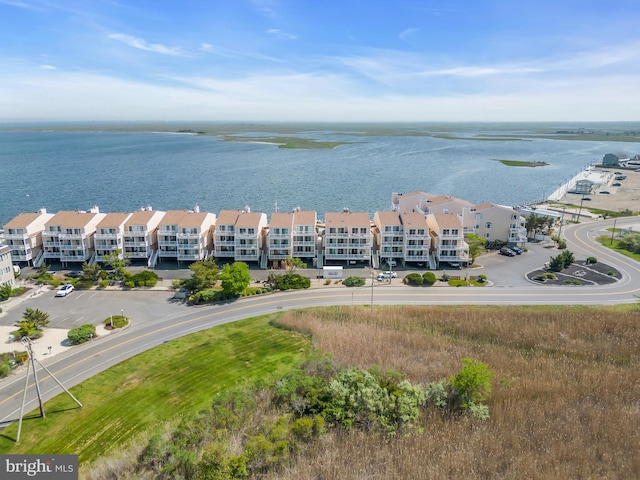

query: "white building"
(2, 210), (54, 266)
(94, 212), (133, 263)
(42, 208), (106, 265)
(157, 209), (216, 263)
(324, 211), (373, 265)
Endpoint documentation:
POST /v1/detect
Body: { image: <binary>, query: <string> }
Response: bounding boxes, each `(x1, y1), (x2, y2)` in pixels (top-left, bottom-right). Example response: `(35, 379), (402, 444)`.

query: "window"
(485, 222), (492, 229)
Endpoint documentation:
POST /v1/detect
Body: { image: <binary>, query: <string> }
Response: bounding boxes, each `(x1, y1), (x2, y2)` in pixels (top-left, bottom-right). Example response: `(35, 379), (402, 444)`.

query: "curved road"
(2, 217), (639, 428)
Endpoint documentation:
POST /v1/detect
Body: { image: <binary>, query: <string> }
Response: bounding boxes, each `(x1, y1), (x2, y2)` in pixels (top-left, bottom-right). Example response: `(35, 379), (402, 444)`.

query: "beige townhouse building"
(0, 244), (15, 287)
(94, 212), (133, 263)
(426, 213), (469, 268)
(42, 208), (106, 265)
(462, 203), (527, 245)
(2, 209), (55, 266)
(323, 211), (373, 265)
(123, 208), (166, 266)
(157, 209), (216, 263)
(267, 209), (318, 268)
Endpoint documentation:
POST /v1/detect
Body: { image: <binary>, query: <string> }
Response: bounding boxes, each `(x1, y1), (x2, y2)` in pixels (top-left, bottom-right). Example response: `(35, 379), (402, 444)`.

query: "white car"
(55, 284), (74, 297)
(377, 271), (398, 280)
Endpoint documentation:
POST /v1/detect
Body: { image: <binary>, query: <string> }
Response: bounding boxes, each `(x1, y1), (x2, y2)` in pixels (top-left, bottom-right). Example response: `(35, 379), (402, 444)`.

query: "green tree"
(0, 283), (13, 301)
(220, 262), (251, 296)
(181, 258), (219, 293)
(465, 233), (486, 265)
(104, 249), (128, 282)
(284, 257), (306, 276)
(450, 358), (495, 408)
(81, 262), (102, 282)
(23, 308), (50, 329)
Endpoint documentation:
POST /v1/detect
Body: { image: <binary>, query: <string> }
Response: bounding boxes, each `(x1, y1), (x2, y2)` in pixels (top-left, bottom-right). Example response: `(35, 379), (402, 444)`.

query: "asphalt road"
(1, 217), (639, 430)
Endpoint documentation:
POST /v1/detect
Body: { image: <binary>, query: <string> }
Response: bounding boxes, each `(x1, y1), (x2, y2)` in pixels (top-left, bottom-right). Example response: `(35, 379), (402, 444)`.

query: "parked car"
(377, 271), (398, 280)
(448, 262), (461, 268)
(509, 246), (523, 254)
(583, 197), (592, 201)
(612, 182), (622, 187)
(55, 284), (74, 297)
(499, 247), (516, 257)
(383, 258), (397, 267)
(600, 191), (610, 194)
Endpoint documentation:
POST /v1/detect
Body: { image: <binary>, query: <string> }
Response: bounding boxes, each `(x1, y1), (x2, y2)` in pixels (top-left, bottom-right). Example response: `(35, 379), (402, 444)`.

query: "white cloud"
(39, 64), (56, 70)
(107, 33), (184, 56)
(0, 0), (42, 11)
(265, 29), (297, 40)
(418, 66), (543, 77)
(1, 68), (639, 122)
(399, 28), (418, 43)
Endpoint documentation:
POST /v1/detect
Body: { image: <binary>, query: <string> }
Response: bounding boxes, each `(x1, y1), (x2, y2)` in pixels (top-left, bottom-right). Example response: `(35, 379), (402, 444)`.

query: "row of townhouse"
(391, 191), (528, 245)
(1, 192), (527, 271)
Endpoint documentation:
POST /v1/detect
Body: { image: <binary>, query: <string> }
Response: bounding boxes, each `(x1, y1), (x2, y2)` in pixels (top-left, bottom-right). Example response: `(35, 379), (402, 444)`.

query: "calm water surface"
(0, 127), (637, 225)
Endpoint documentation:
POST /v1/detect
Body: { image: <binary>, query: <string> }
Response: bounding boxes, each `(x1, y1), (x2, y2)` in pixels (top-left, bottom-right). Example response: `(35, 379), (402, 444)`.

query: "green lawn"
(595, 235), (640, 262)
(0, 315), (310, 464)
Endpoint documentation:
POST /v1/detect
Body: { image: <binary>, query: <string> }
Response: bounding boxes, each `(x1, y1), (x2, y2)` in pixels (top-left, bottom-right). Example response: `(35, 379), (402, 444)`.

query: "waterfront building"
(2, 210), (55, 266)
(268, 209), (319, 268)
(268, 212), (294, 267)
(401, 212), (436, 268)
(462, 203), (527, 246)
(323, 211), (373, 265)
(426, 213), (469, 268)
(0, 244), (15, 287)
(291, 210), (318, 265)
(123, 208), (165, 265)
(42, 208), (106, 265)
(213, 210), (241, 260)
(94, 212), (132, 263)
(391, 191), (474, 216)
(157, 208), (216, 263)
(234, 210), (268, 264)
(373, 211), (404, 266)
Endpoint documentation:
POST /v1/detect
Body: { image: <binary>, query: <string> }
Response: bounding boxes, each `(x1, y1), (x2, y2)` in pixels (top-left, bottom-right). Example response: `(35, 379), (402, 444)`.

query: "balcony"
(124, 240), (149, 248)
(43, 240), (60, 247)
(43, 251), (61, 258)
(269, 232), (291, 238)
(178, 253), (202, 261)
(177, 232), (200, 238)
(60, 254), (89, 262)
(158, 240), (178, 247)
(268, 254), (289, 260)
(10, 252), (32, 261)
(293, 240), (315, 246)
(235, 254), (259, 261)
(96, 232), (120, 239)
(4, 232), (29, 240)
(59, 233), (85, 240)
(405, 254), (430, 261)
(125, 250), (151, 258)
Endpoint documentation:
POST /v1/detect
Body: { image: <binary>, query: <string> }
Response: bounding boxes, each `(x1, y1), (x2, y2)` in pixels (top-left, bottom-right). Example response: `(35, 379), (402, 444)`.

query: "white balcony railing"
(235, 254), (259, 261)
(59, 233), (85, 240)
(95, 233), (120, 239)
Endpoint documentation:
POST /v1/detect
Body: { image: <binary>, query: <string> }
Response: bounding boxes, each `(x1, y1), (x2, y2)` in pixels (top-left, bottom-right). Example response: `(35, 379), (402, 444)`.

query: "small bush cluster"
(104, 315), (128, 329)
(244, 286), (271, 296)
(342, 276), (365, 287)
(124, 270), (159, 288)
(403, 272), (444, 286)
(586, 256), (598, 264)
(564, 279), (581, 285)
(67, 324), (96, 345)
(135, 357), (493, 479)
(535, 272), (557, 281)
(270, 274), (311, 291)
(0, 352), (27, 378)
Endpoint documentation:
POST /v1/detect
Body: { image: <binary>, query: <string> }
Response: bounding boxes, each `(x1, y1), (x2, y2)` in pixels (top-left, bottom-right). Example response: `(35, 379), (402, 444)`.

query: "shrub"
(478, 274), (487, 283)
(67, 324), (96, 345)
(270, 273), (311, 291)
(104, 315), (128, 329)
(448, 279), (468, 287)
(324, 279), (332, 285)
(441, 273), (450, 282)
(342, 276), (365, 287)
(74, 280), (94, 290)
(608, 270), (616, 276)
(422, 271), (437, 285)
(128, 270), (159, 288)
(586, 256), (598, 264)
(98, 279), (109, 289)
(404, 273), (423, 286)
(564, 279), (581, 285)
(449, 358), (495, 409)
(0, 362), (11, 378)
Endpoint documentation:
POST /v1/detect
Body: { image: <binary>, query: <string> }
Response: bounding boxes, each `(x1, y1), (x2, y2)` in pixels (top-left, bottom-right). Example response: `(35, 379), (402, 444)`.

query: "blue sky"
(1, 0), (639, 122)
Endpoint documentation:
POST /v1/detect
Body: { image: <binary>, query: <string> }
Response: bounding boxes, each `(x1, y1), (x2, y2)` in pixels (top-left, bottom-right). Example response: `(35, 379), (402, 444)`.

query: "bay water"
(0, 125), (637, 226)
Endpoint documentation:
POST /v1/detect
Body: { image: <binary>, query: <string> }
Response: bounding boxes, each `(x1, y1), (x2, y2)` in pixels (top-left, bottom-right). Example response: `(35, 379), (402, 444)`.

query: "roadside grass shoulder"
(0, 315), (310, 464)
(596, 235), (640, 262)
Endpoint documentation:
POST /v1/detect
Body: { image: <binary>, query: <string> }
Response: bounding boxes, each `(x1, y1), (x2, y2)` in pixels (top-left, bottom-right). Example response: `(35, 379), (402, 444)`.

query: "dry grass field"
(266, 305), (640, 480)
